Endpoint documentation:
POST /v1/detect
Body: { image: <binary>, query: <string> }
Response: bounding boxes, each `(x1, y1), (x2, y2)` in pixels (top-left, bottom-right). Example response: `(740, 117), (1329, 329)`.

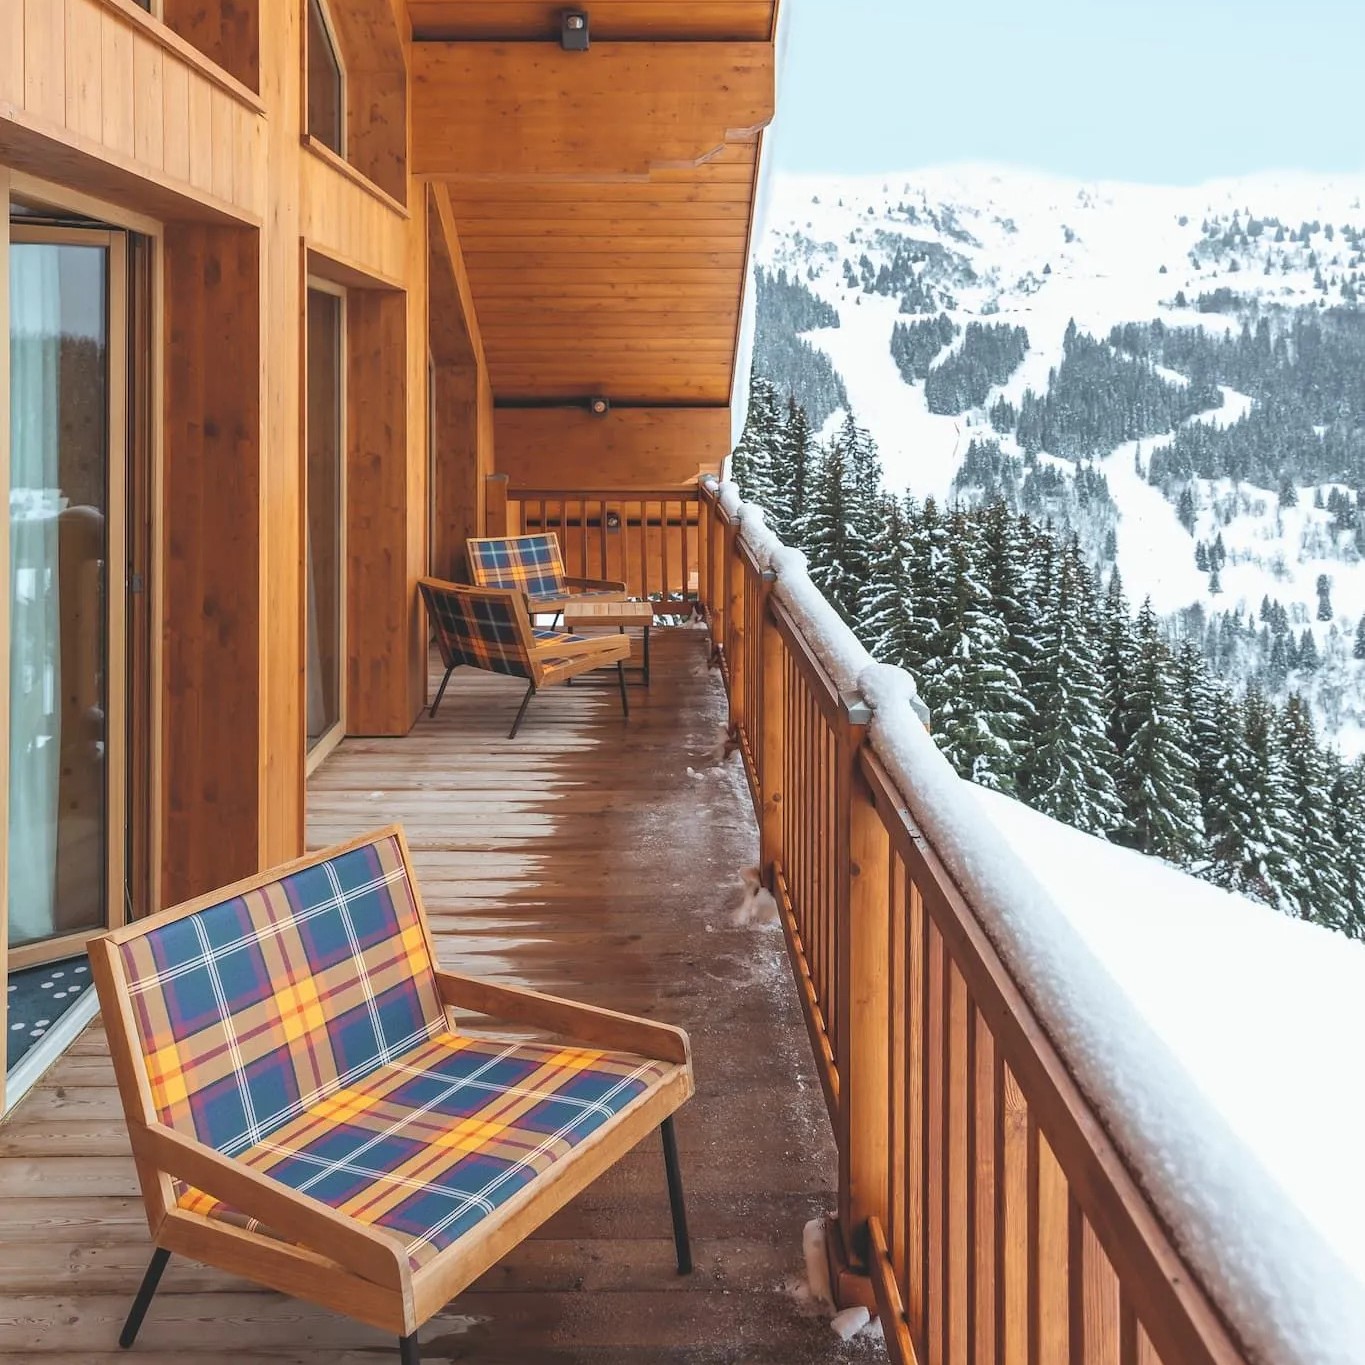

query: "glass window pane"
(9, 242), (110, 948)
(306, 288), (344, 752)
(308, 0), (344, 155)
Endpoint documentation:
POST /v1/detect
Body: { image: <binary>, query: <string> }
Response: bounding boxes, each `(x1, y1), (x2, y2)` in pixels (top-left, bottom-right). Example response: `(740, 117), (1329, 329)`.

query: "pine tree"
(839, 413), (884, 593)
(1316, 573), (1333, 622)
(857, 494), (915, 664)
(1277, 696), (1348, 925)
(1022, 544), (1123, 833)
(1240, 688), (1298, 909)
(978, 501), (1042, 722)
(903, 497), (950, 689)
(1353, 615), (1365, 661)
(1201, 687), (1264, 893)
(1174, 638), (1221, 819)
(931, 514), (1029, 793)
(1100, 568), (1137, 761)
(1114, 600), (1204, 862)
(780, 397), (814, 534)
(800, 438), (860, 624)
(1329, 759), (1365, 939)
(731, 376), (783, 508)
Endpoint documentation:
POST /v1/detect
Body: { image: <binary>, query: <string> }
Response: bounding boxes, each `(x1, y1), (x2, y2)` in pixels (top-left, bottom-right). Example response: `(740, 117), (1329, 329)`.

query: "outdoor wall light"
(605, 510), (622, 532)
(589, 395), (610, 416)
(561, 10), (590, 50)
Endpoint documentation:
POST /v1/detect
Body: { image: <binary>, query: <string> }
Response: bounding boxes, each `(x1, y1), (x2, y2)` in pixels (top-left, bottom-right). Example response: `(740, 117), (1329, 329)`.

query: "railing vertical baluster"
(598, 499), (608, 581)
(662, 498), (672, 602)
(638, 498), (649, 602)
(682, 496), (692, 605)
(725, 517), (745, 735)
(759, 581), (784, 883)
(834, 752), (890, 1289)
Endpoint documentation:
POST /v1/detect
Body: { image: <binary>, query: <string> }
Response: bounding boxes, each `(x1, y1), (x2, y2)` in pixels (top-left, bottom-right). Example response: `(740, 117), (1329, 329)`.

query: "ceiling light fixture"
(560, 10), (590, 51)
(589, 395), (610, 417)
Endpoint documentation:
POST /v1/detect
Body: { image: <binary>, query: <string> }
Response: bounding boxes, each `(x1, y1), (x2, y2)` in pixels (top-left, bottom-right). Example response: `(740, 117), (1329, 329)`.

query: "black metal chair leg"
(429, 665), (455, 717)
(661, 1116), (692, 1274)
(508, 681), (537, 738)
(616, 661), (630, 719)
(119, 1247), (171, 1349)
(398, 1333), (421, 1365)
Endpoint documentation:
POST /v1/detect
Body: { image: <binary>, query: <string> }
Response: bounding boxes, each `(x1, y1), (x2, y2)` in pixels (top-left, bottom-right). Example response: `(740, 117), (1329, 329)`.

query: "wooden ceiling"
(409, 1), (779, 406)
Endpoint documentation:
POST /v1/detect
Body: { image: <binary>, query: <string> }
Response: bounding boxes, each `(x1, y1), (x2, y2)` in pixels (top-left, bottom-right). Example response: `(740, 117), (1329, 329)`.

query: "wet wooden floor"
(0, 629), (883, 1364)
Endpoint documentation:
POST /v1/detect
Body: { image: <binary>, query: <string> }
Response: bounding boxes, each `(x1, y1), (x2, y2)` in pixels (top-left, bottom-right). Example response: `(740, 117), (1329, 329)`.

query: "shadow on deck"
(0, 629), (883, 1363)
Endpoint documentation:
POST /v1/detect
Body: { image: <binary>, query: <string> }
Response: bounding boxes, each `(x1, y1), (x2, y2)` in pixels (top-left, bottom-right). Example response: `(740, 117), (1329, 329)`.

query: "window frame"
(305, 0), (348, 159)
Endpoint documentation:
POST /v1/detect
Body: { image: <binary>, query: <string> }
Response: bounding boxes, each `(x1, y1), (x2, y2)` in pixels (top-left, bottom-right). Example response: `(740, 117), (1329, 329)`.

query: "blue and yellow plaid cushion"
(178, 1031), (671, 1268)
(421, 582), (534, 680)
(468, 535), (566, 602)
(119, 837), (444, 1158)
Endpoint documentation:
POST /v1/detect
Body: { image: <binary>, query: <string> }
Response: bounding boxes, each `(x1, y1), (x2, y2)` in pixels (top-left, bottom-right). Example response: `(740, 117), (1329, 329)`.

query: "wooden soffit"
(409, 2), (776, 42)
(412, 41), (774, 180)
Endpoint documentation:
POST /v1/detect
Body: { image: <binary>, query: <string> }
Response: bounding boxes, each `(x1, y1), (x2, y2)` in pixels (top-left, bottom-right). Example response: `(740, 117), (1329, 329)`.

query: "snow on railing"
(699, 474), (1365, 1365)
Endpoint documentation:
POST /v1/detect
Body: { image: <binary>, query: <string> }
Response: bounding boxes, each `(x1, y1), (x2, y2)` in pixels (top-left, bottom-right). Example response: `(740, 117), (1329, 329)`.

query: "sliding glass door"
(8, 226), (127, 966)
(305, 281), (345, 765)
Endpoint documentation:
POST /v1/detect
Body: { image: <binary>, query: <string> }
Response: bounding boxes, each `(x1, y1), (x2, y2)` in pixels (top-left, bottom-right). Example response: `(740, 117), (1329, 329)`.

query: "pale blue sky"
(771, 0), (1365, 183)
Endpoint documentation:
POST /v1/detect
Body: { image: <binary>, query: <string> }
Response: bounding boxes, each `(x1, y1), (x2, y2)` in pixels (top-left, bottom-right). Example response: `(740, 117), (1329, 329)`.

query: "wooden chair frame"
(419, 577), (632, 737)
(90, 826), (695, 1360)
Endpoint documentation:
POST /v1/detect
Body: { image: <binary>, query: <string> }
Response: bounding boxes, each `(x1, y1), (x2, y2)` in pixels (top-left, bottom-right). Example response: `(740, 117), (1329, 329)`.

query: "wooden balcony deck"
(0, 629), (881, 1363)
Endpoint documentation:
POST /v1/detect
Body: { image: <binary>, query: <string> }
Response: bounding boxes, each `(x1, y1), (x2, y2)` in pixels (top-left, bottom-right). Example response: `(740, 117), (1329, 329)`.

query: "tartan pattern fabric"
(531, 627), (587, 650)
(118, 836), (444, 1158)
(421, 581), (535, 680)
(178, 1031), (671, 1269)
(467, 535), (566, 602)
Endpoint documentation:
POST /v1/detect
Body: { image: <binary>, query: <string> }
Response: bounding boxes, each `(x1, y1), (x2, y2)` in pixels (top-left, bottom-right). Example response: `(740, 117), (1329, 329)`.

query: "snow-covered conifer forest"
(736, 171), (1365, 937)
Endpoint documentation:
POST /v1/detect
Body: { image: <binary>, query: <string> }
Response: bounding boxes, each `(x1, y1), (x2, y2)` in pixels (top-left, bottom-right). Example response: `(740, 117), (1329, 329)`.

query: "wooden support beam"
(412, 42), (775, 180)
(162, 223), (262, 905)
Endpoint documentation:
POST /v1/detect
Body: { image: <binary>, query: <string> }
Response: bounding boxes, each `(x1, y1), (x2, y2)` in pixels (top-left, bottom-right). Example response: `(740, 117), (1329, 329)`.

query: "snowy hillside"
(754, 166), (1365, 753)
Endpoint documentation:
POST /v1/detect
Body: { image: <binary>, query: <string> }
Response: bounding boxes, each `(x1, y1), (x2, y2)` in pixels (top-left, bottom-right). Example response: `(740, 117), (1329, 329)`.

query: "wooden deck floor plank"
(0, 635), (880, 1363)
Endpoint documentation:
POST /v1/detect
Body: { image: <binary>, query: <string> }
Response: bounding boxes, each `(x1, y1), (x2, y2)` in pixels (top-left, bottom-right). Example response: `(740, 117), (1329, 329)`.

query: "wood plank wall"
(0, 0), (266, 224)
(495, 407), (731, 490)
(2, 0), (755, 904)
(2, 0), (456, 900)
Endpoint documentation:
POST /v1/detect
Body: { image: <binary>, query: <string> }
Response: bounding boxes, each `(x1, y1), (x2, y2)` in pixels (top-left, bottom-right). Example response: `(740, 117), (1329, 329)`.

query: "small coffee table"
(562, 599), (654, 685)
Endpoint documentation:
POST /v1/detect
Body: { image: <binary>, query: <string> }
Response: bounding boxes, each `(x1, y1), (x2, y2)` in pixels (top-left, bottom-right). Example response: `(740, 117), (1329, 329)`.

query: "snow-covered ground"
(758, 165), (1365, 752)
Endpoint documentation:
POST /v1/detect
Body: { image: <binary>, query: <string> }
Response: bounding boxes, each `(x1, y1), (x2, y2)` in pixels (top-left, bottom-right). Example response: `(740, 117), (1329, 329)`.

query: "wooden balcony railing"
(491, 481), (701, 604)
(696, 478), (1249, 1365)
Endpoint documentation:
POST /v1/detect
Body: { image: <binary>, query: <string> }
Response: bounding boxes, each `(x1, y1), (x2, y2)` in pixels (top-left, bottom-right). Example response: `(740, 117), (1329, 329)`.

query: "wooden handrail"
(695, 475), (1250, 1365)
(498, 485), (702, 602)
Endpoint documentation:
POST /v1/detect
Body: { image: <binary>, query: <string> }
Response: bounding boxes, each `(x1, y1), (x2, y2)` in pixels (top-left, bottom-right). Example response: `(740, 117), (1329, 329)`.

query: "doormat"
(6, 956), (93, 1072)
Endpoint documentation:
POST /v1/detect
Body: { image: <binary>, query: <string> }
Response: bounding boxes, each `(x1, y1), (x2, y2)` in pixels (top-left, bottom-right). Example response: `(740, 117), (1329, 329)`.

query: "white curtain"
(8, 246), (63, 947)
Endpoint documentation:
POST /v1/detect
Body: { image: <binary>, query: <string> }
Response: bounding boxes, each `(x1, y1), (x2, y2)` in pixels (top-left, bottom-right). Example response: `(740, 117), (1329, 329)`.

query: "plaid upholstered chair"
(418, 577), (630, 738)
(90, 827), (694, 1363)
(466, 532), (625, 619)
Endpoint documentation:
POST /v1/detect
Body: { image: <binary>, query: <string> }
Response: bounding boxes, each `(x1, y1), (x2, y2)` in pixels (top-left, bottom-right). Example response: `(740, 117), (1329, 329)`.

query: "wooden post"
(829, 695), (885, 1308)
(485, 473), (509, 537)
(724, 519), (745, 733)
(758, 569), (784, 886)
(698, 483), (712, 624)
(711, 505), (728, 667)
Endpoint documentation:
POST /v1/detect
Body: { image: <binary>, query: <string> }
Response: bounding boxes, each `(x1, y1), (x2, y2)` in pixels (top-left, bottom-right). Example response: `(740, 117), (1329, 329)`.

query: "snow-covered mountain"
(753, 166), (1365, 754)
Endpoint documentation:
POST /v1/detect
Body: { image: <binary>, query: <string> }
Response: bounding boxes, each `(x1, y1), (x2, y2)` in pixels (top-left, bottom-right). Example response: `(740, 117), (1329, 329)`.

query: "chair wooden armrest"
(131, 1121), (408, 1290)
(564, 576), (627, 593)
(434, 971), (691, 1067)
